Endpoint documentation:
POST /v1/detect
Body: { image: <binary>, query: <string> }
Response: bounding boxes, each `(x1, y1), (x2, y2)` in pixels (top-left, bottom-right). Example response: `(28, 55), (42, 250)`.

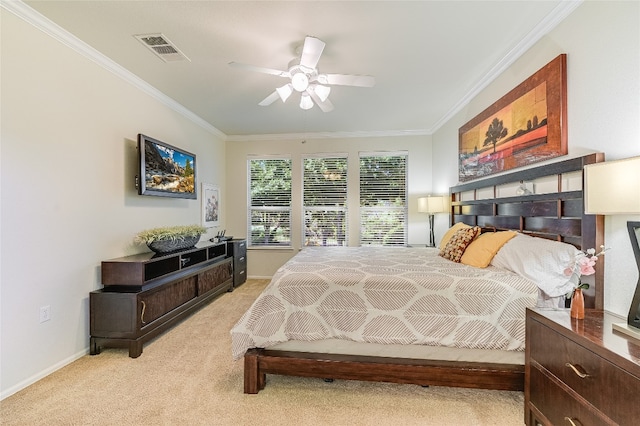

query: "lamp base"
(612, 322), (640, 343)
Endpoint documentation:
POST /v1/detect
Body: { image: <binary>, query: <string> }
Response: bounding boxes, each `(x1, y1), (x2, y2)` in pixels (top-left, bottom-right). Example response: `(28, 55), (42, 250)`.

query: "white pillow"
(491, 233), (579, 297)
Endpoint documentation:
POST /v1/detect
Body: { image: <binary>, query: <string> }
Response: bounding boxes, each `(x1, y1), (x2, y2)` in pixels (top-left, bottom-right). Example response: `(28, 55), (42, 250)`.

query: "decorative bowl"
(147, 235), (201, 254)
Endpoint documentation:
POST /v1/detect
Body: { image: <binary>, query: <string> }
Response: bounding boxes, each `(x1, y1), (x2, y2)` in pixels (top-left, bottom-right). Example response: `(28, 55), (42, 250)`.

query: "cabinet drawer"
(234, 254), (246, 269)
(180, 249), (207, 268)
(529, 318), (640, 423)
(140, 276), (197, 325)
(198, 259), (232, 295)
(529, 366), (610, 426)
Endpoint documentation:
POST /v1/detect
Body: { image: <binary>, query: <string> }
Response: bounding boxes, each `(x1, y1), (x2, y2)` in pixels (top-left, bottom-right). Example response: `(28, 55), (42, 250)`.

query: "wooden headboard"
(449, 153), (605, 309)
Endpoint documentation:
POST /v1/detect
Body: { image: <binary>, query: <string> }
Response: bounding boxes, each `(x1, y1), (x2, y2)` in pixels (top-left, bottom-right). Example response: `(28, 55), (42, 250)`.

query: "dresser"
(525, 308), (640, 426)
(226, 238), (247, 288)
(90, 241), (232, 357)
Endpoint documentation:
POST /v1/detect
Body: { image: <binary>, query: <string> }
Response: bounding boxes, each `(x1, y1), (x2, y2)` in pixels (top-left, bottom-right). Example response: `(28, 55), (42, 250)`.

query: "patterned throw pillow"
(439, 226), (480, 262)
(438, 222), (471, 251)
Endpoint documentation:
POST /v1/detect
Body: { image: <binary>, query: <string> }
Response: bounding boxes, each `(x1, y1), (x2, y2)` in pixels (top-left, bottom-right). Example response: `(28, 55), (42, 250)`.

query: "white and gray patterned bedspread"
(231, 246), (538, 360)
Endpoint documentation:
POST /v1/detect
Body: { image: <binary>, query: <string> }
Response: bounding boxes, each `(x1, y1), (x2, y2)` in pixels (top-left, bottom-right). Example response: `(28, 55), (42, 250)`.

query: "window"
(303, 155), (348, 246)
(359, 152), (408, 246)
(248, 157), (292, 247)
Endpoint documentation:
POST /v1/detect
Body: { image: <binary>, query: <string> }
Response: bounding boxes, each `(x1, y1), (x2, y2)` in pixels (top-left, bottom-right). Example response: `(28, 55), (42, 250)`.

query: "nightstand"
(525, 308), (640, 426)
(226, 238), (247, 288)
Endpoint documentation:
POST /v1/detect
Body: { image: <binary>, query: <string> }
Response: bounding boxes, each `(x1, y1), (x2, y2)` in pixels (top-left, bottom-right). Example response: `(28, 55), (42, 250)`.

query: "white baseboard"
(1, 348), (89, 401)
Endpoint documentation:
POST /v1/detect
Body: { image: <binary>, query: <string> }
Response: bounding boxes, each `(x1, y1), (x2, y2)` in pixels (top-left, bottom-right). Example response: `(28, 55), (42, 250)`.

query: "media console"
(90, 241), (233, 358)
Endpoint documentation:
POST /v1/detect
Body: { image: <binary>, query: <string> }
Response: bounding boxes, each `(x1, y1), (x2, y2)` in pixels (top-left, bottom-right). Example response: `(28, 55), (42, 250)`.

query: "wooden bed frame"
(243, 153), (604, 394)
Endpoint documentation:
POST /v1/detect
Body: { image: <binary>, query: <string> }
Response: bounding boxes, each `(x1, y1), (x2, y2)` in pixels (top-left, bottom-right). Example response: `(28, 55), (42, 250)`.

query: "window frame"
(301, 153), (349, 247)
(247, 155), (293, 249)
(358, 151), (408, 246)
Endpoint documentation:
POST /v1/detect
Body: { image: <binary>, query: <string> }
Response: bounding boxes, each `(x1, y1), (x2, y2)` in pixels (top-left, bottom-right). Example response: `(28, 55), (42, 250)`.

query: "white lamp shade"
(313, 84), (331, 102)
(418, 196), (447, 214)
(276, 84), (293, 102)
(299, 92), (314, 110)
(584, 156), (640, 214)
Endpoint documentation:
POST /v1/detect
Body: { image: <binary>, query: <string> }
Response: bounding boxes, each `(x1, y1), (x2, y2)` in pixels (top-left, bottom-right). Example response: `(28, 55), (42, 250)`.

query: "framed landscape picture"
(458, 54), (567, 182)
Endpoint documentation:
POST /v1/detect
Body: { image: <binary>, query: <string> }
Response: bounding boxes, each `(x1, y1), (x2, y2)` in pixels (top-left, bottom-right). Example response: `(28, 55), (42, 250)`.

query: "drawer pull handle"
(141, 301), (147, 325)
(564, 417), (582, 426)
(565, 363), (589, 378)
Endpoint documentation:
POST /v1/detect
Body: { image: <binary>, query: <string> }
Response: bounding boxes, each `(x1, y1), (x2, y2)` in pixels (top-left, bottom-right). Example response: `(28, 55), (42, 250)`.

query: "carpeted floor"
(1, 279), (525, 425)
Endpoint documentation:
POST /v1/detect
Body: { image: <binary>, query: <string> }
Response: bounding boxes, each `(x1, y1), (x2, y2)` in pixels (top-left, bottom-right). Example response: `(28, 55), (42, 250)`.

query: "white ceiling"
(22, 1), (578, 139)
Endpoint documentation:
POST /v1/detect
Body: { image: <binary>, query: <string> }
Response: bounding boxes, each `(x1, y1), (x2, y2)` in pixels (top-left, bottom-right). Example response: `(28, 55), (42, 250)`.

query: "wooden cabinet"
(525, 308), (640, 426)
(226, 239), (247, 288)
(90, 241), (232, 358)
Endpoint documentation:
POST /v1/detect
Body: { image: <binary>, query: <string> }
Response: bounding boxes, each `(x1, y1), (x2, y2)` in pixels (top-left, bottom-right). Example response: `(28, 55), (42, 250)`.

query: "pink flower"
(578, 256), (597, 276)
(565, 246), (608, 296)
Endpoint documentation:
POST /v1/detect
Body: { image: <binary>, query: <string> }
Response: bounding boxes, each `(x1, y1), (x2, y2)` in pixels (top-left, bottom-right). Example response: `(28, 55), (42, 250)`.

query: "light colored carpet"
(1, 279), (525, 425)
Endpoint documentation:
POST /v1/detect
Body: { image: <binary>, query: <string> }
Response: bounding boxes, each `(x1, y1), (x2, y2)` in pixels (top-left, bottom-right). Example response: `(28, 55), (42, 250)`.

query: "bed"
(232, 153), (604, 394)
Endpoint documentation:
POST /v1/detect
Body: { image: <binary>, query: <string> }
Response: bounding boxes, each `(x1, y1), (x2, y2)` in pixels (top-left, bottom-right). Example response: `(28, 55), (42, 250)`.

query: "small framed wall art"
(201, 183), (220, 228)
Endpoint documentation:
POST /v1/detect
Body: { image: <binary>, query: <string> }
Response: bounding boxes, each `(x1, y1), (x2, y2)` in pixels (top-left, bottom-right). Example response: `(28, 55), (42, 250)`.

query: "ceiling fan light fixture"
(313, 84), (331, 102)
(300, 92), (314, 110)
(291, 72), (309, 92)
(276, 84), (293, 102)
(230, 36), (374, 113)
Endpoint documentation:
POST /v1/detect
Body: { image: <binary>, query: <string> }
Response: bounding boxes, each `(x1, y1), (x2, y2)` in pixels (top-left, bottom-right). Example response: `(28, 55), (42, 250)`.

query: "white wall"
(1, 11), (226, 398)
(3, 0), (639, 401)
(225, 135), (433, 277)
(432, 1), (640, 316)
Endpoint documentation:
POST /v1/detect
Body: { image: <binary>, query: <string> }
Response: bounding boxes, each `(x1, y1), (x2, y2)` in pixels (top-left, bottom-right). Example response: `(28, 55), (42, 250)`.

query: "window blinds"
(302, 156), (348, 246)
(359, 153), (408, 246)
(248, 157), (292, 247)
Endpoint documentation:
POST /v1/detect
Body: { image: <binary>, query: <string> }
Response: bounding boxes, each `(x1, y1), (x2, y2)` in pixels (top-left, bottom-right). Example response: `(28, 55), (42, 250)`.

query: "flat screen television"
(136, 134), (197, 199)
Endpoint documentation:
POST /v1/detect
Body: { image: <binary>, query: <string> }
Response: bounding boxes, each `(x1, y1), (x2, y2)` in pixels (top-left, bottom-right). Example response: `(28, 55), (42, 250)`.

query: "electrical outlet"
(39, 305), (51, 323)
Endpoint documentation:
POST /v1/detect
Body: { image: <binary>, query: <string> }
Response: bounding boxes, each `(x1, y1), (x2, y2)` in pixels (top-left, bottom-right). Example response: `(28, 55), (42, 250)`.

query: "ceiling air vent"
(134, 33), (190, 62)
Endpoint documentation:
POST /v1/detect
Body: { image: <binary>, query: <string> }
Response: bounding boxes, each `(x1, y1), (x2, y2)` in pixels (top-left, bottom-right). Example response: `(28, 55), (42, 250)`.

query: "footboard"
(243, 348), (524, 394)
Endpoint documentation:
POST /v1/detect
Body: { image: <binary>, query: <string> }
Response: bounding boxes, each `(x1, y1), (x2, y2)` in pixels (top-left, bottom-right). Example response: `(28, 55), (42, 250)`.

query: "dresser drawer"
(234, 253), (246, 270)
(529, 318), (640, 423)
(529, 366), (610, 426)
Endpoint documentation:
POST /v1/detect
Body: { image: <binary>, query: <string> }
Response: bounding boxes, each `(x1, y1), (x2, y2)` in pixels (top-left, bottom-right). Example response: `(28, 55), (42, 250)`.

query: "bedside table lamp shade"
(584, 156), (640, 214)
(584, 155), (640, 341)
(418, 195), (447, 247)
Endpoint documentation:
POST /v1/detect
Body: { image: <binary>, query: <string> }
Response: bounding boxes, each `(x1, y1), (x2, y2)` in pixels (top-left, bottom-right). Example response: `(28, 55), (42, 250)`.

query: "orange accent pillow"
(438, 222), (471, 251)
(460, 231), (518, 268)
(439, 226), (480, 262)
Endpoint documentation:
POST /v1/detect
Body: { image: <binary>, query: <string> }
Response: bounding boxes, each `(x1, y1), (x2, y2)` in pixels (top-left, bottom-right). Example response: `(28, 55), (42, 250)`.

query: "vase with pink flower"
(564, 246), (608, 319)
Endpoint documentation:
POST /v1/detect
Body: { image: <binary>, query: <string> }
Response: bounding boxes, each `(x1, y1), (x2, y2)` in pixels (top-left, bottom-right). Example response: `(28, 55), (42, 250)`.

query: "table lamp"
(584, 155), (640, 340)
(418, 195), (447, 247)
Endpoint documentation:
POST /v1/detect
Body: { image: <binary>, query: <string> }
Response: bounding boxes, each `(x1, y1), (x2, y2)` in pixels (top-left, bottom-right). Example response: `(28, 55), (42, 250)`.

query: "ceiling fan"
(229, 36), (375, 112)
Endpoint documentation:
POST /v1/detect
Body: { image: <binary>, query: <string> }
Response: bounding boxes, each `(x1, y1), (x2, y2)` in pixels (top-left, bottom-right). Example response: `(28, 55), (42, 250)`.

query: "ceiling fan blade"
(321, 73), (376, 87)
(229, 61), (290, 78)
(308, 89), (334, 113)
(258, 90), (280, 106)
(299, 36), (325, 70)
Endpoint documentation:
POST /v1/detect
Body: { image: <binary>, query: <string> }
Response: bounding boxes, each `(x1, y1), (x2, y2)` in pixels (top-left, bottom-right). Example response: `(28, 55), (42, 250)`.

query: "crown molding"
(1, 0), (226, 140)
(228, 1), (582, 141)
(226, 128), (431, 142)
(3, 0), (581, 142)
(430, 0), (582, 133)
